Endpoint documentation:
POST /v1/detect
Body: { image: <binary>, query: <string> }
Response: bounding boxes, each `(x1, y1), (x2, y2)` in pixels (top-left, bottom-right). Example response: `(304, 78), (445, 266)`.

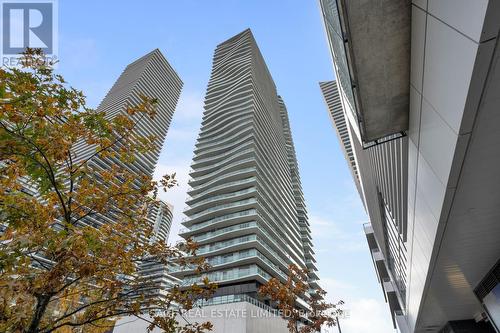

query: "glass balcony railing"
(189, 158), (255, 186)
(186, 220), (290, 270)
(179, 209), (257, 234)
(257, 211), (301, 264)
(197, 234), (257, 254)
(194, 133), (254, 159)
(204, 248), (287, 281)
(186, 177), (255, 202)
(196, 119), (254, 148)
(194, 231), (289, 272)
(188, 167), (256, 192)
(183, 198), (257, 222)
(183, 264), (271, 285)
(190, 148), (255, 172)
(194, 294), (279, 316)
(184, 187), (256, 213)
(195, 121), (253, 150)
(191, 221), (257, 242)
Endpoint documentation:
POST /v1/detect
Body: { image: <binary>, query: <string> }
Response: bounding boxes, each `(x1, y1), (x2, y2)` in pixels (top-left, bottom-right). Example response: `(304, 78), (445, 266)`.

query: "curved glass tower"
(174, 29), (318, 301)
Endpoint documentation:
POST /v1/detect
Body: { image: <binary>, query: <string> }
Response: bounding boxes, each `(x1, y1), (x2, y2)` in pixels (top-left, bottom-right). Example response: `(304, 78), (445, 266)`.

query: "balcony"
(179, 209), (257, 232)
(184, 187), (256, 215)
(320, 0), (411, 144)
(182, 264), (270, 285)
(382, 278), (403, 329)
(195, 294), (279, 316)
(182, 198), (257, 224)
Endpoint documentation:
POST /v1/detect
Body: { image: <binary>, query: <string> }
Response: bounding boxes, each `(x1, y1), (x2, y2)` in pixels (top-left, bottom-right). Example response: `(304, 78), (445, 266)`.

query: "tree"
(0, 49), (216, 333)
(259, 264), (343, 333)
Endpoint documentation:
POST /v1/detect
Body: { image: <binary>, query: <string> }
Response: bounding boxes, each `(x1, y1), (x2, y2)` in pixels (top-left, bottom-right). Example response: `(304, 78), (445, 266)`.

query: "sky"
(57, 1), (396, 332)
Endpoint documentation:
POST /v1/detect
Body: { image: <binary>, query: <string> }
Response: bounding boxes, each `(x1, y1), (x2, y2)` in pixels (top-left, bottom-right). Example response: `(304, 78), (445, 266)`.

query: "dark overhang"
(320, 0), (411, 144)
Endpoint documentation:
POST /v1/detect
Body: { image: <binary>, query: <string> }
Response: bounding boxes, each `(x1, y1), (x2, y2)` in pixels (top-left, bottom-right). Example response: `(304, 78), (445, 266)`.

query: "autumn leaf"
(0, 49), (215, 333)
(259, 264), (343, 333)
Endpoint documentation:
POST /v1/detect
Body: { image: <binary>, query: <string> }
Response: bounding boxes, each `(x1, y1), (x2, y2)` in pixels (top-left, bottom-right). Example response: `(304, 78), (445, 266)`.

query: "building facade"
(73, 48), (182, 183)
(320, 1), (500, 332)
(139, 200), (178, 300)
(173, 29), (317, 315)
(72, 49), (182, 299)
(148, 200), (174, 244)
(98, 50), (183, 332)
(319, 80), (361, 198)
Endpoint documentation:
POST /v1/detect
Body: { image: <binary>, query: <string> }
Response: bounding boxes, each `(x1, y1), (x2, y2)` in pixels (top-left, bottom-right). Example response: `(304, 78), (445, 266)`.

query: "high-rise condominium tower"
(319, 81), (361, 195)
(174, 29), (318, 309)
(73, 49), (182, 298)
(93, 50), (182, 333)
(320, 1), (500, 332)
(139, 200), (177, 298)
(113, 200), (178, 333)
(73, 48), (183, 181)
(92, 47), (182, 279)
(69, 48), (182, 244)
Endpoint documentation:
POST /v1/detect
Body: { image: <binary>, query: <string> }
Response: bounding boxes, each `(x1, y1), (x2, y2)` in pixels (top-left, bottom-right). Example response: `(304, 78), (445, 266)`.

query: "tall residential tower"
(98, 50), (182, 333)
(73, 49), (183, 182)
(319, 80), (361, 197)
(72, 49), (182, 301)
(174, 30), (317, 324)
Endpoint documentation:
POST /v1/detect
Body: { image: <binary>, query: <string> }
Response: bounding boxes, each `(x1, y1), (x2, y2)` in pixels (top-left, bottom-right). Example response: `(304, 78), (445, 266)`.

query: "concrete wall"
(182, 302), (289, 333)
(113, 301), (290, 333)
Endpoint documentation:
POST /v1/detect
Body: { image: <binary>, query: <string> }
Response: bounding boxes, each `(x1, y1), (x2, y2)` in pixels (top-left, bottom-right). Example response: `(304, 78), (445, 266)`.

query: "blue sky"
(57, 1), (395, 332)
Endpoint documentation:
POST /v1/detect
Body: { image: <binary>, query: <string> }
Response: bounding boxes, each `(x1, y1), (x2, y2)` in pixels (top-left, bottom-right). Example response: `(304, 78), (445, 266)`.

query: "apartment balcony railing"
(182, 264), (270, 285)
(186, 177), (256, 203)
(194, 294), (279, 316)
(184, 187), (256, 213)
(182, 198), (257, 222)
(179, 209), (257, 234)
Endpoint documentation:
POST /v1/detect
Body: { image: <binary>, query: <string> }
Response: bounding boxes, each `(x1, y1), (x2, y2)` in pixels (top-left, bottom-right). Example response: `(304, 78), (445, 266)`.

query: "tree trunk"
(26, 294), (51, 333)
